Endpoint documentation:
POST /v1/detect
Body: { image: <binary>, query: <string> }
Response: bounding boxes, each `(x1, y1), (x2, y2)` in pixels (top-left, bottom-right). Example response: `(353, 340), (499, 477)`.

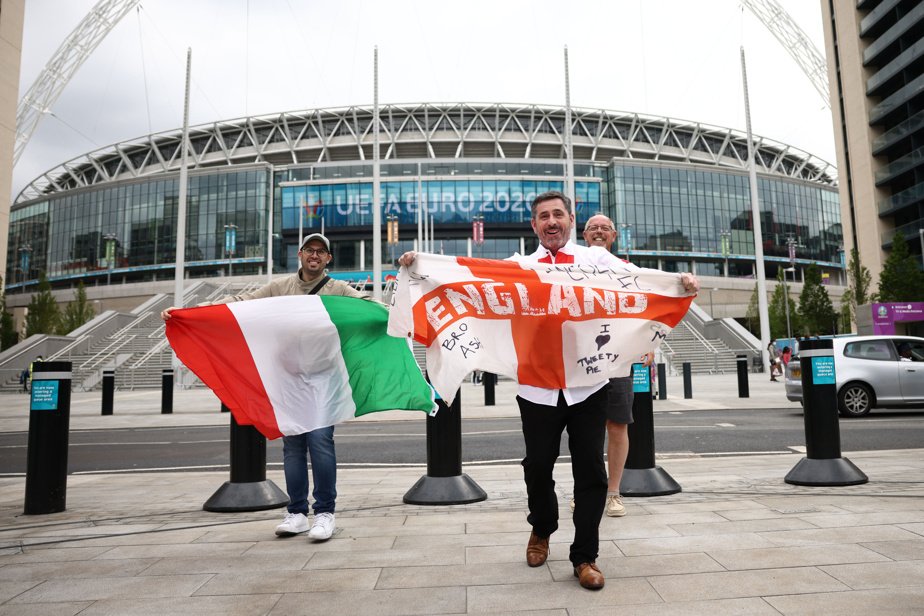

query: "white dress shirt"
(511, 240), (642, 407)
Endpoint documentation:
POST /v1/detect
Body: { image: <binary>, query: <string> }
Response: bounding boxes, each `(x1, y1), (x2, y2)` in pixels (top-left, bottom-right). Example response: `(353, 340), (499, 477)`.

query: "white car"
(784, 335), (924, 417)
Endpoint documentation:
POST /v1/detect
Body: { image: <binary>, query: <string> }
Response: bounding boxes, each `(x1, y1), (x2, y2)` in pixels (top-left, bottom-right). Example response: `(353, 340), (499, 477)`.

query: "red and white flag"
(387, 254), (695, 401)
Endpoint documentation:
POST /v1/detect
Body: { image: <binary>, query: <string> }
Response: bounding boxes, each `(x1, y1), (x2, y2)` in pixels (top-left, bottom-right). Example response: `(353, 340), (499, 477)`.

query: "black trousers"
(517, 386), (608, 567)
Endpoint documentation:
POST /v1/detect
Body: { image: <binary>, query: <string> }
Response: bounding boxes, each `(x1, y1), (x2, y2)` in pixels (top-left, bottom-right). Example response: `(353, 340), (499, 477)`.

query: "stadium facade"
(6, 102), (844, 292)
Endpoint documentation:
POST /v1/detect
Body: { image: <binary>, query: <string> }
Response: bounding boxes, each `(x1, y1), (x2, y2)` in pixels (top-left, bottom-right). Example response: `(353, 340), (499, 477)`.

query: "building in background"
(822, 0), (924, 283)
(0, 0), (26, 283)
(6, 103), (843, 299)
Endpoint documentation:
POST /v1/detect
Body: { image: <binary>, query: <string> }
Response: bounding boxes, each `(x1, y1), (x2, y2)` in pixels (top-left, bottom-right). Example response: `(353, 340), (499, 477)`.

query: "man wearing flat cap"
(161, 233), (370, 540)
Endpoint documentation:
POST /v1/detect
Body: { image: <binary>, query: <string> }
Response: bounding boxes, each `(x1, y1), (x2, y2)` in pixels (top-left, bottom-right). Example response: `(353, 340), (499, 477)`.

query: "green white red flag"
(166, 295), (435, 439)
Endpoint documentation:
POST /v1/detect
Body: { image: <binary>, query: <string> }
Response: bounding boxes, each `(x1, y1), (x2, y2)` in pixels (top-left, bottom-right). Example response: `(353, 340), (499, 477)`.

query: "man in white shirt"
(399, 191), (699, 590)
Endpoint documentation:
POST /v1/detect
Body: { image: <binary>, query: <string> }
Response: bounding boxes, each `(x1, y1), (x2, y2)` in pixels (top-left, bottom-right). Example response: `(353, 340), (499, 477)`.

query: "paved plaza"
(0, 373), (922, 614)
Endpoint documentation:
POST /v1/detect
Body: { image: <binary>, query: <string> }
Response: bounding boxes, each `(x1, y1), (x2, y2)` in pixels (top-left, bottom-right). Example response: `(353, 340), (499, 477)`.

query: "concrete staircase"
(660, 319), (739, 374)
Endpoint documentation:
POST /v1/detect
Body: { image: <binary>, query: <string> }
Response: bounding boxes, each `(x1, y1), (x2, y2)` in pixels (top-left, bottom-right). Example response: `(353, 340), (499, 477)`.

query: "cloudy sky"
(13, 0), (835, 200)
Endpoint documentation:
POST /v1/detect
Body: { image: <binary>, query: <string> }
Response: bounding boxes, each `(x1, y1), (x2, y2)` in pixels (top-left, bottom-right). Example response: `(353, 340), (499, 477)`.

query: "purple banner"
(872, 302), (924, 335)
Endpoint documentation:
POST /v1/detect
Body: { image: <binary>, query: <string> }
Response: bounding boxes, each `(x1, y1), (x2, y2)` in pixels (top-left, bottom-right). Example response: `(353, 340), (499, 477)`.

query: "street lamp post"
(919, 228), (924, 270)
(473, 214), (484, 258)
(224, 224), (237, 278)
(18, 243), (32, 287)
(719, 229), (731, 277)
(386, 214), (398, 266)
(104, 234), (117, 285)
(620, 223), (632, 262)
(783, 267), (795, 345)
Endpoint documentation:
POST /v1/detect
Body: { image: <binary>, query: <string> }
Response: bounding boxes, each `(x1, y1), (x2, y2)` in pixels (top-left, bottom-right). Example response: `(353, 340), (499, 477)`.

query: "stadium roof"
(15, 102), (836, 205)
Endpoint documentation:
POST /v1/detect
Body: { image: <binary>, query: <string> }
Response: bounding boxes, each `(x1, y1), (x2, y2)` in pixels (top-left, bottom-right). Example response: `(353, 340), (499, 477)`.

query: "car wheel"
(838, 383), (873, 417)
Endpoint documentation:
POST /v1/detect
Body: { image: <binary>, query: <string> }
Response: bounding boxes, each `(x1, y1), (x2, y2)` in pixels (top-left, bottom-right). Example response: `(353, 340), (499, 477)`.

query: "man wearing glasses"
(575, 215), (655, 520)
(161, 233), (370, 541)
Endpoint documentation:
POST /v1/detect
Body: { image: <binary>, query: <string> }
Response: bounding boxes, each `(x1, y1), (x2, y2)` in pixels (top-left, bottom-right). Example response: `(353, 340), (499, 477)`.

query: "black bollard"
(161, 369), (174, 414)
(483, 372), (496, 406)
(621, 364), (681, 496)
(657, 363), (667, 400)
(785, 338), (867, 486)
(101, 369), (114, 415)
(736, 355), (750, 398)
(404, 386), (487, 505)
(24, 361), (72, 515)
(682, 362), (692, 399)
(203, 414), (289, 512)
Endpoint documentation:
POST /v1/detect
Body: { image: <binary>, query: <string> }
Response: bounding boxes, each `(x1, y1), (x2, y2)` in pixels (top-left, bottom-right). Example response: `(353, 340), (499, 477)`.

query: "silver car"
(784, 335), (924, 417)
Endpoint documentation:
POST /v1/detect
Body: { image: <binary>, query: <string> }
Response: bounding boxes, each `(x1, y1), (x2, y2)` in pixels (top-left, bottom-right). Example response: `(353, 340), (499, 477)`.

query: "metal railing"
(79, 334), (136, 371)
(128, 338), (171, 389)
(45, 334), (89, 362)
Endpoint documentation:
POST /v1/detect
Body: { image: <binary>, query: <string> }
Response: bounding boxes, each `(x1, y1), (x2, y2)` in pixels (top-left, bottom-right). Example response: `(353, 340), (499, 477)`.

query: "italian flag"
(166, 295), (435, 439)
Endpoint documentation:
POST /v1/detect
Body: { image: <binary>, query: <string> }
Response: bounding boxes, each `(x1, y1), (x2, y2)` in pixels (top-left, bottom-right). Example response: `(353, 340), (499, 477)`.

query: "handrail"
(78, 352), (133, 392)
(131, 338), (170, 370)
(79, 334), (135, 370)
(687, 324), (719, 354)
(148, 324), (166, 338)
(45, 334), (88, 361)
(203, 282), (231, 303)
(108, 311), (152, 339)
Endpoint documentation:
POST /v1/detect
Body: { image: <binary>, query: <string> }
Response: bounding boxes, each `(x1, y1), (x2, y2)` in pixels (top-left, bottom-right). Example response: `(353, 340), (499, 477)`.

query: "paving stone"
(617, 532), (777, 556)
(569, 596), (781, 616)
(764, 586), (924, 615)
(304, 547), (466, 569)
(820, 559), (924, 590)
(74, 594), (282, 616)
(7, 574), (213, 603)
(93, 542), (254, 560)
(138, 552), (311, 575)
(196, 568), (381, 594)
(466, 577), (662, 612)
(0, 546), (113, 563)
(708, 543), (891, 570)
(378, 561), (551, 588)
(667, 517), (818, 536)
(0, 558), (159, 581)
(584, 552), (727, 579)
(0, 580), (41, 603)
(649, 566), (850, 602)
(860, 539), (924, 561)
(0, 601), (93, 616)
(268, 587), (466, 615)
(759, 524), (922, 547)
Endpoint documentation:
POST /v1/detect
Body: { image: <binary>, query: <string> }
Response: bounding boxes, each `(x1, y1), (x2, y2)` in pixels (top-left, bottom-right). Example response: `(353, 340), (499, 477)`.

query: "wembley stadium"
(5, 102), (843, 293)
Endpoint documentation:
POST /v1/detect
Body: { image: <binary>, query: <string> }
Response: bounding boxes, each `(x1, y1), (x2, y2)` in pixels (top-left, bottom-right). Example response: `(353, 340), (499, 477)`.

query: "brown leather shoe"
(573, 562), (604, 589)
(526, 532), (549, 567)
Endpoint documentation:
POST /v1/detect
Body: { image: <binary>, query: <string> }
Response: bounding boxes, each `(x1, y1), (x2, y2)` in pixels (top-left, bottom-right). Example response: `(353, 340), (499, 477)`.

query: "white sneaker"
(308, 512), (335, 540)
(275, 512), (310, 536)
(606, 493), (627, 517)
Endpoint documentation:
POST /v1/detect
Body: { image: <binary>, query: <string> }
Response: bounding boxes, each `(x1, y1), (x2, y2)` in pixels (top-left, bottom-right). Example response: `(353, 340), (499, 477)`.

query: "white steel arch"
(742, 0), (831, 108)
(13, 0), (141, 166)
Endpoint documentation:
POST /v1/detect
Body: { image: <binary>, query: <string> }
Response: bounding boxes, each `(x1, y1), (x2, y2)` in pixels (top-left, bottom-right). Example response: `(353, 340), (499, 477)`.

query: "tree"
(0, 277), (18, 351)
(57, 281), (96, 335)
(23, 272), (62, 338)
(799, 264), (838, 335)
(873, 231), (924, 303)
(768, 269), (799, 340)
(840, 247), (872, 332)
(745, 280), (761, 336)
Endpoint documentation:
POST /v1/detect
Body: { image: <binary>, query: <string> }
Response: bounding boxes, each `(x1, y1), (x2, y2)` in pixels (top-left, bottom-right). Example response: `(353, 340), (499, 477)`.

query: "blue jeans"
(282, 426), (337, 515)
